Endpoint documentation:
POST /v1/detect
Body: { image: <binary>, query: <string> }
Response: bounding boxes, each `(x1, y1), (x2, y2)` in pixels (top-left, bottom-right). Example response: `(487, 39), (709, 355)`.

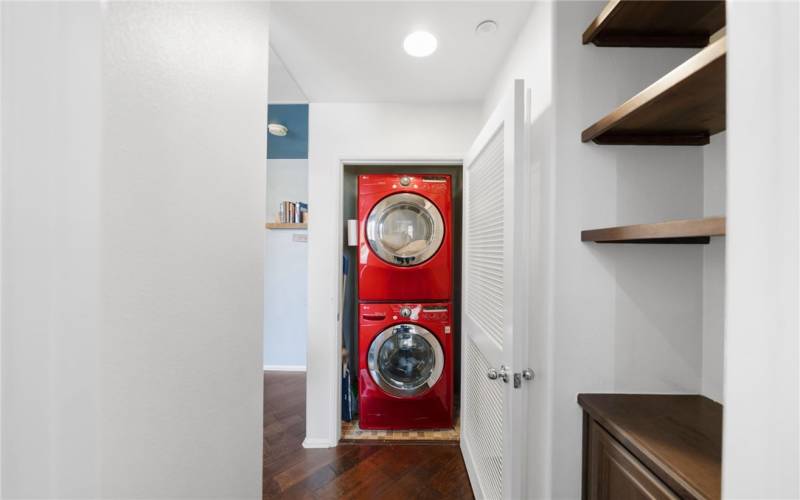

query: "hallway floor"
(263, 371), (474, 499)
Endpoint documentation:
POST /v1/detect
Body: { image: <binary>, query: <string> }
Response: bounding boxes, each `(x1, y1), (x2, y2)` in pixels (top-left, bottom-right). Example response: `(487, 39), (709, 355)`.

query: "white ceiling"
(269, 1), (533, 103)
(269, 47), (308, 103)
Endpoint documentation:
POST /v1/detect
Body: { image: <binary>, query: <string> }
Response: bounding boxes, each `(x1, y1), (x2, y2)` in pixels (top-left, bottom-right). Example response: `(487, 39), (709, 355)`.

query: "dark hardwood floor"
(263, 371), (474, 499)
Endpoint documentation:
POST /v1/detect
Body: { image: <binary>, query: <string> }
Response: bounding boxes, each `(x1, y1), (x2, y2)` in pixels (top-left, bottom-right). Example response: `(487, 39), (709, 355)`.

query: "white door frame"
(325, 157), (464, 444)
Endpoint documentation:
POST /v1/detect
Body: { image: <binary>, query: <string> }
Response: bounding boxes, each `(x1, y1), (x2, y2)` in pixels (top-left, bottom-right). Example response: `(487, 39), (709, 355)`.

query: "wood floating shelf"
(265, 223), (307, 229)
(582, 33), (726, 146)
(581, 216), (725, 244)
(583, 0), (726, 48)
(579, 394), (722, 499)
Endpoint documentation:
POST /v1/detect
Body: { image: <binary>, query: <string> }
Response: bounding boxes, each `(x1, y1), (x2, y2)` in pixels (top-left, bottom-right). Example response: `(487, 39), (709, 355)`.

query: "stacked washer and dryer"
(357, 173), (454, 430)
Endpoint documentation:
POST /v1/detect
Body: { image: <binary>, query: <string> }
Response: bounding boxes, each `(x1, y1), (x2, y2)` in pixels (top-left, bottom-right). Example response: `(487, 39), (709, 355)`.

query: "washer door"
(366, 193), (444, 266)
(367, 324), (444, 398)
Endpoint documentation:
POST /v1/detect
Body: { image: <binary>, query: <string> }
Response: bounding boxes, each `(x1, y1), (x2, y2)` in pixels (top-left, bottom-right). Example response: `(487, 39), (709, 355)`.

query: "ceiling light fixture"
(403, 31), (438, 58)
(475, 20), (498, 36)
(268, 123), (288, 137)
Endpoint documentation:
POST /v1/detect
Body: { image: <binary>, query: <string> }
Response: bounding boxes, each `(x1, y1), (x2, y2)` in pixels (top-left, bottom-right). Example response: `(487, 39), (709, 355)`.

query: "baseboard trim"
(302, 437), (336, 449)
(263, 364), (306, 372)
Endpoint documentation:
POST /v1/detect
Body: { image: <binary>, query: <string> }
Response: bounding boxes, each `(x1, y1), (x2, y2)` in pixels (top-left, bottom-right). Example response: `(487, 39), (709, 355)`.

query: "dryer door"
(366, 193), (444, 266)
(367, 324), (444, 398)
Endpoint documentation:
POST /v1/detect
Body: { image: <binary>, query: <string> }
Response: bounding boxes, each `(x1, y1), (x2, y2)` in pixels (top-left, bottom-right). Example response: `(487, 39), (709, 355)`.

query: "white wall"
(723, 2), (799, 498)
(305, 102), (480, 447)
(264, 159), (308, 369)
(484, 1), (724, 497)
(0, 4), (4, 491)
(2, 5), (103, 495)
(703, 133), (726, 403)
(2, 3), (269, 497)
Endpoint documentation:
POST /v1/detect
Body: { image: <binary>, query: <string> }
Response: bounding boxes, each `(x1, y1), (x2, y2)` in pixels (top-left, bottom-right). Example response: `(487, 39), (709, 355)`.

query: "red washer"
(358, 173), (452, 302)
(358, 302), (453, 430)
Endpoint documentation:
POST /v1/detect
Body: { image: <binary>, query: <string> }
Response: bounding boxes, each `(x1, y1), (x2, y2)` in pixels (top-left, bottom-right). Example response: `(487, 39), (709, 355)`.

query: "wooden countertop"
(578, 393), (722, 499)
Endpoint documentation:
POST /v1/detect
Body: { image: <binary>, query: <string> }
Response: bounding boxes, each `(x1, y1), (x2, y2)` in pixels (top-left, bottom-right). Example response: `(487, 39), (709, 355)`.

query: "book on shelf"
(276, 201), (309, 224)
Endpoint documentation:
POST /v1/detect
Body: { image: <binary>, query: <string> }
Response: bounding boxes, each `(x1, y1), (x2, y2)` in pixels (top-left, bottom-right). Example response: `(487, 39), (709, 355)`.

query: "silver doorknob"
(522, 368), (535, 381)
(487, 366), (509, 383)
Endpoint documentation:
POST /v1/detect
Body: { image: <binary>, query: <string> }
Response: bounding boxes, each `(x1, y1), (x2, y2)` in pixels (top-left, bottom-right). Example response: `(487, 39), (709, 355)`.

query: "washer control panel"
(420, 306), (449, 321)
(359, 174), (450, 194)
(361, 303), (450, 322)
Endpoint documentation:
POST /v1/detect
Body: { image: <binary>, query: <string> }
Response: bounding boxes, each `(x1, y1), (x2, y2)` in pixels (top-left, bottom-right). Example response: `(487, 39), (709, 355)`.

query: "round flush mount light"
(403, 31), (438, 57)
(475, 20), (498, 36)
(268, 123), (288, 137)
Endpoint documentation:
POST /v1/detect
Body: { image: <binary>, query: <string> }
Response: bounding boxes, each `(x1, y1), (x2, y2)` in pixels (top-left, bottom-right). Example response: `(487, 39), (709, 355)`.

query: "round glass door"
(366, 193), (444, 266)
(367, 324), (444, 398)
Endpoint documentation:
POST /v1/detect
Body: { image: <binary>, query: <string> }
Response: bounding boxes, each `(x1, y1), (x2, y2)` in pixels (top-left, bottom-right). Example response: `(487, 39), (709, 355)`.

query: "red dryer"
(358, 173), (452, 302)
(358, 302), (453, 430)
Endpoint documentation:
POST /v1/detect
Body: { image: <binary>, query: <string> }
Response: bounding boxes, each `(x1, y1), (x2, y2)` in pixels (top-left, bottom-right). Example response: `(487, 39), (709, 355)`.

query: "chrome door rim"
(367, 324), (444, 398)
(366, 193), (445, 267)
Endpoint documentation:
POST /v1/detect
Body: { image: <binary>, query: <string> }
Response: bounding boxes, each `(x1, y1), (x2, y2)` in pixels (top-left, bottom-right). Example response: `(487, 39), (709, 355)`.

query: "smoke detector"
(475, 20), (498, 36)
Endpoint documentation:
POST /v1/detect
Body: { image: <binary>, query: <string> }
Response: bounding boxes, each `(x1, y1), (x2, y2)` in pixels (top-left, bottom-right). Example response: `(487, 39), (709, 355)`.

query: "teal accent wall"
(267, 104), (309, 159)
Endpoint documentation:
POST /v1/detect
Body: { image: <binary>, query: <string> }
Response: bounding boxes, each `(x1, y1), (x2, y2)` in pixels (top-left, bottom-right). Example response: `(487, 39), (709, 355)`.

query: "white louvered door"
(461, 79), (529, 500)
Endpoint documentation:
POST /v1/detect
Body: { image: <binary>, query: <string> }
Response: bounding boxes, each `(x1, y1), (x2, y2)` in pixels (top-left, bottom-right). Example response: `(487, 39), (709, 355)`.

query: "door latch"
(513, 368), (535, 388)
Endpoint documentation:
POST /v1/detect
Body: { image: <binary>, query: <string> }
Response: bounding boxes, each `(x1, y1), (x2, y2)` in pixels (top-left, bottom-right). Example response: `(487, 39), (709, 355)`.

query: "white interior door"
(460, 79), (530, 500)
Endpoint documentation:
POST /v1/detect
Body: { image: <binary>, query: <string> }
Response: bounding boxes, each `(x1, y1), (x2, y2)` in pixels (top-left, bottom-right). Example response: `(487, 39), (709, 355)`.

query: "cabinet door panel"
(588, 420), (678, 500)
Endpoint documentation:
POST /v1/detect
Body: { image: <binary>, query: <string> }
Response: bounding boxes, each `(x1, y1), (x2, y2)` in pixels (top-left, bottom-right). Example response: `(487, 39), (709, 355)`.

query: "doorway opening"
(263, 101), (309, 373)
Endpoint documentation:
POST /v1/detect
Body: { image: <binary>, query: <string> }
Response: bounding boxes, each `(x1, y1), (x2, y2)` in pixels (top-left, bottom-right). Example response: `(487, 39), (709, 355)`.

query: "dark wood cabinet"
(585, 417), (678, 500)
(580, 394), (722, 500)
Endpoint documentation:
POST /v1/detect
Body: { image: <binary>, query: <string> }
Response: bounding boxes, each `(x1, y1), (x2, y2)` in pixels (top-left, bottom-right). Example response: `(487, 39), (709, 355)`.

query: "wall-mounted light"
(268, 123), (288, 137)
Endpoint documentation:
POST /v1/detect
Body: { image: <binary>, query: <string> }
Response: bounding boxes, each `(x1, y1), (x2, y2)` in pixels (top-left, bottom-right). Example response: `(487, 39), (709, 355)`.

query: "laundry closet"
(340, 165), (463, 440)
